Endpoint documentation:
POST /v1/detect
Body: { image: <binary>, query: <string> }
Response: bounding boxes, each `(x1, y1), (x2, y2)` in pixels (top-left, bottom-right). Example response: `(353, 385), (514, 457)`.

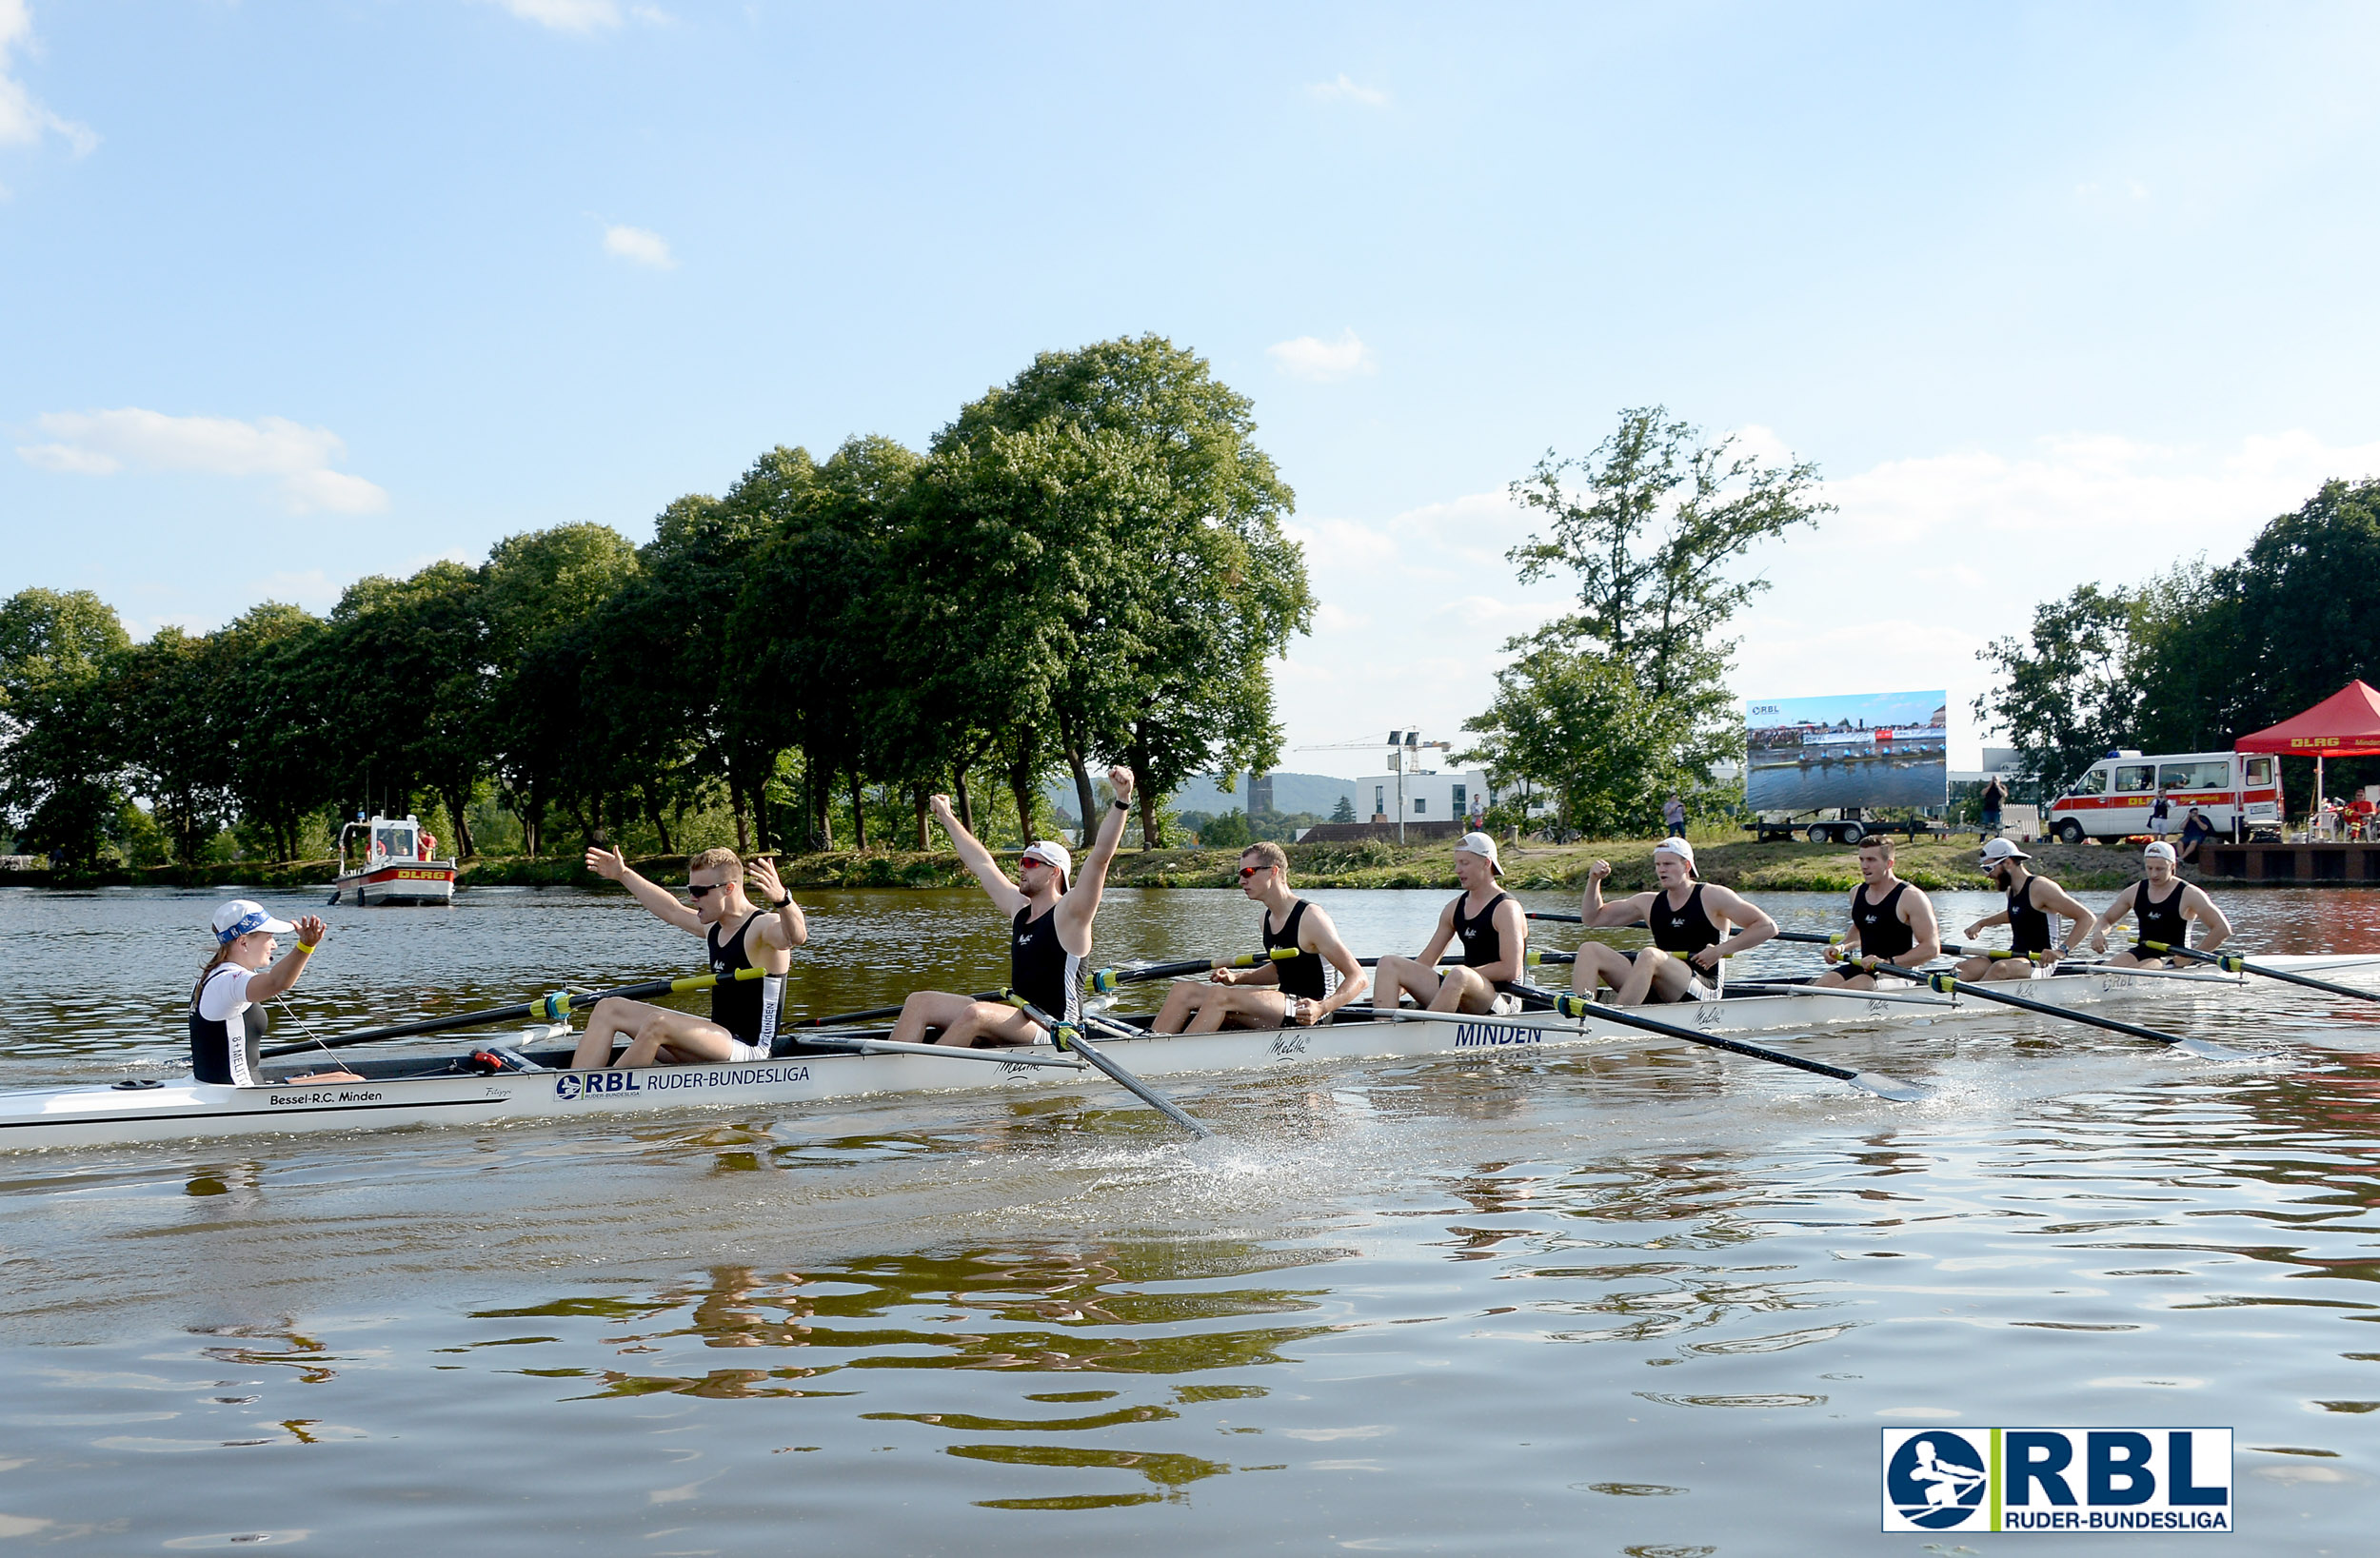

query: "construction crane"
(1293, 731), (1454, 842)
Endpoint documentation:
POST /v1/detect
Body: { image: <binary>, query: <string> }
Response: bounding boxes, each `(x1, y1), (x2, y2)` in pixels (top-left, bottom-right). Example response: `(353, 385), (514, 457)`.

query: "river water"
(1, 882), (2376, 1554)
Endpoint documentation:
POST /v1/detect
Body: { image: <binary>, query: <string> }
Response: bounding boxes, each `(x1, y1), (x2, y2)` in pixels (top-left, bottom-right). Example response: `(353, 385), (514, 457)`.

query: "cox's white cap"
(1020, 840), (1072, 881)
(1455, 831), (1502, 876)
(1653, 836), (1696, 869)
(2142, 840), (2177, 863)
(212, 898), (294, 944)
(1979, 838), (2031, 864)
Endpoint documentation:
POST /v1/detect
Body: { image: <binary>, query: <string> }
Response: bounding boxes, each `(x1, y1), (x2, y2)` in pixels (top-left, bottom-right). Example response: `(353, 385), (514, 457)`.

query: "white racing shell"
(4, 956), (2372, 1152)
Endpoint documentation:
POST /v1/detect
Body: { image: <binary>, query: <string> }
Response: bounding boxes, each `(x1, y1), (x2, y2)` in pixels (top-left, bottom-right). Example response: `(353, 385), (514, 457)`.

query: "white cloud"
(0, 0), (96, 155)
(15, 408), (390, 514)
(486, 0), (623, 31)
(603, 224), (676, 269)
(1266, 327), (1376, 383)
(1273, 426), (2380, 775)
(1307, 73), (1388, 108)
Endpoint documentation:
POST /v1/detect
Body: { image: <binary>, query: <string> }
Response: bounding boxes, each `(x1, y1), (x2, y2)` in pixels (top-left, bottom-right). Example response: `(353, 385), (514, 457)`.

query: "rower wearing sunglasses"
(570, 846), (808, 1069)
(887, 766), (1139, 1049)
(1150, 840), (1368, 1033)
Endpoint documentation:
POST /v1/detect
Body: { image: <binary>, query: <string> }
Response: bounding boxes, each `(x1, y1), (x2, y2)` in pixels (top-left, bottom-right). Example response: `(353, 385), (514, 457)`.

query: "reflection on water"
(1, 886), (2378, 1549)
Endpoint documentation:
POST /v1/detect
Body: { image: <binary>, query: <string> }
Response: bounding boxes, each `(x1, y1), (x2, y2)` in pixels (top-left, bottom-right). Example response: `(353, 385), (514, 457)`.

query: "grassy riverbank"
(0, 834), (2204, 895)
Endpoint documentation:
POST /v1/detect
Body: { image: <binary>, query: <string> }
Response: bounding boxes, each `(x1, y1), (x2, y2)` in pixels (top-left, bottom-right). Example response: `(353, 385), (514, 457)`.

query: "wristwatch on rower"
(772, 893), (793, 910)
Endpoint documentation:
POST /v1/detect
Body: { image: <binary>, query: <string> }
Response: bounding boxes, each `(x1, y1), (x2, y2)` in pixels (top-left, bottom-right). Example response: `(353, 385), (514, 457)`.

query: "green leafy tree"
(112, 626), (231, 866)
(936, 336), (1312, 847)
(1329, 794), (1356, 823)
(327, 562), (490, 845)
(1461, 645), (1690, 838)
(0, 589), (131, 870)
(214, 602), (343, 862)
(1973, 583), (2139, 795)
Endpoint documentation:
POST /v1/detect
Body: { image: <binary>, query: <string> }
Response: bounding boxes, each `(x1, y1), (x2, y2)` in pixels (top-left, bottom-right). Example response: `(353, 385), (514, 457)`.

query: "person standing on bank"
(1151, 840), (1369, 1033)
(1369, 833), (1528, 1015)
(2085, 840), (2232, 967)
(1958, 838), (2092, 982)
(1978, 775), (2007, 841)
(1814, 835), (1942, 990)
(191, 899), (349, 1086)
(1662, 793), (1688, 836)
(1567, 838), (1778, 1004)
(570, 847), (807, 1069)
(886, 766), (1138, 1049)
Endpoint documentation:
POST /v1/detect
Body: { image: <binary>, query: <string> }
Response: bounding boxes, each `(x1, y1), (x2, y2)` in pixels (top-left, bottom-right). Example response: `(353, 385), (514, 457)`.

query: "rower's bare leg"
(1371, 955), (1442, 1013)
(931, 1000), (1045, 1049)
(1151, 979), (1205, 1034)
(1642, 956), (1698, 1003)
(1953, 955), (1994, 981)
(1187, 987), (1289, 1032)
(2104, 949), (2172, 969)
(1616, 948), (1667, 1006)
(1813, 968), (1878, 990)
(1569, 944), (1636, 997)
(617, 1012), (740, 1068)
(570, 996), (662, 1069)
(1981, 956), (2043, 982)
(1429, 966), (1499, 1014)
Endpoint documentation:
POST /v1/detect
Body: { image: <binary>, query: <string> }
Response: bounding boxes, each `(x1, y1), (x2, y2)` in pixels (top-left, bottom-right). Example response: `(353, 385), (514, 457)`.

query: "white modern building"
(1354, 764), (1496, 826)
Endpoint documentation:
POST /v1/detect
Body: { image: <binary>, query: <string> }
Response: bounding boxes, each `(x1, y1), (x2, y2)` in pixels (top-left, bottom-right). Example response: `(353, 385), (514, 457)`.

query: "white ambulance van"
(2042, 749), (2282, 843)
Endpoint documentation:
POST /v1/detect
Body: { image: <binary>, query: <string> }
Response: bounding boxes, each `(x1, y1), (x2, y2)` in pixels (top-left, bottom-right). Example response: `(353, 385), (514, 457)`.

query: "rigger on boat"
(7, 852), (2378, 1151)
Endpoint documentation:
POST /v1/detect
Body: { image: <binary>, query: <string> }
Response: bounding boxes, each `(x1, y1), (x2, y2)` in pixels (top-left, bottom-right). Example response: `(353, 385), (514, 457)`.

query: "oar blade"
(1846, 1070), (1932, 1103)
(2170, 1035), (2254, 1062)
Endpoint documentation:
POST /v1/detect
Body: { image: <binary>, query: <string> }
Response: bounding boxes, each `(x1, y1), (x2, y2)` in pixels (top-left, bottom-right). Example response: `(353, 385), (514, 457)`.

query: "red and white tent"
(2236, 680), (2380, 814)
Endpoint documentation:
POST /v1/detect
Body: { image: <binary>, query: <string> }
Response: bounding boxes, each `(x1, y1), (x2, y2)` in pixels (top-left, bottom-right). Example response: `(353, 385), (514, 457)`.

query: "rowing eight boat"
(5, 954), (2372, 1151)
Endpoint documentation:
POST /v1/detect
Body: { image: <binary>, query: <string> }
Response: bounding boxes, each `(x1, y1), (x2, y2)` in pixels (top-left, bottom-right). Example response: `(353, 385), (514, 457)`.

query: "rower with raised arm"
(190, 899), (357, 1086)
(1568, 837), (1777, 1004)
(1369, 832), (1527, 1016)
(1958, 838), (2090, 981)
(1151, 841), (1368, 1033)
(887, 766), (1138, 1049)
(2086, 840), (2231, 967)
(1814, 834), (1942, 990)
(569, 847), (807, 1069)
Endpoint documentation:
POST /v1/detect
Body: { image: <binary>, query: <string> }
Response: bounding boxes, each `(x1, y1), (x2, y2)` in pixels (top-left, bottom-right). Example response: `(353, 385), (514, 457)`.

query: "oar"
(1088, 948), (1294, 995)
(259, 967), (768, 1058)
(1005, 996), (1212, 1139)
(1497, 980), (1929, 1101)
(788, 990), (1007, 1029)
(799, 1034), (1086, 1069)
(1863, 962), (2249, 1061)
(2146, 942), (2380, 1004)
(1528, 912), (1584, 923)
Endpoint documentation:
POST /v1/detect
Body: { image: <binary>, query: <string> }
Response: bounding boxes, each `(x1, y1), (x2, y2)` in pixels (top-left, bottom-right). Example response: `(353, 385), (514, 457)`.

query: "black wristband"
(773, 894), (792, 910)
(1113, 798), (1130, 811)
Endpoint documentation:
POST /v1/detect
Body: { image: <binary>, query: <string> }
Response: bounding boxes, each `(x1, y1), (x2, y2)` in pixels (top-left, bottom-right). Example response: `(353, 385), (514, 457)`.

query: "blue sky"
(7, 2), (2379, 779)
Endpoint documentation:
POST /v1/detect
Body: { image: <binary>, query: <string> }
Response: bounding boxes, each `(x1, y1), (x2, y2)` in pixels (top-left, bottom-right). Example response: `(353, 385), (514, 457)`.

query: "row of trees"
(0, 336), (1315, 870)
(1458, 407), (1831, 835)
(1975, 478), (2380, 800)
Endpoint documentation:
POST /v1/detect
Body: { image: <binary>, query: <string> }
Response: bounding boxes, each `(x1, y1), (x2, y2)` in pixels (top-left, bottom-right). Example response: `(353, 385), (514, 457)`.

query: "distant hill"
(1044, 770), (1358, 822)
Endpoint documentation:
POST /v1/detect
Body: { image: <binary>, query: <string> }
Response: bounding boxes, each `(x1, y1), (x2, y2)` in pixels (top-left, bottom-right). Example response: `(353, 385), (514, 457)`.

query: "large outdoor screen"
(1745, 689), (1949, 813)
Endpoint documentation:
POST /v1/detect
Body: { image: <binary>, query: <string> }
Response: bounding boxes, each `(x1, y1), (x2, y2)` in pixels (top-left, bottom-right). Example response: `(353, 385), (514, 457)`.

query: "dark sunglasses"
(1238, 864), (1270, 879)
(687, 881), (724, 897)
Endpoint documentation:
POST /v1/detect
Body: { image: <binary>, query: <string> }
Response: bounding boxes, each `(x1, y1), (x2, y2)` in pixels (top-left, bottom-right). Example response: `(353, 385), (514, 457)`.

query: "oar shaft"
(2150, 942), (2380, 1002)
(261, 967), (767, 1058)
(1875, 965), (2188, 1045)
(1502, 980), (1864, 1083)
(1007, 997), (1211, 1137)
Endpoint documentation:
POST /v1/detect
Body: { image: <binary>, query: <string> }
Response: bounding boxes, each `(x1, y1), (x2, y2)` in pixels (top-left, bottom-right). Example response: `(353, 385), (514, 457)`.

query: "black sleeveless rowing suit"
(1851, 880), (1914, 962)
(1453, 891), (1515, 970)
(2133, 879), (2190, 953)
(1650, 884), (1724, 956)
(1264, 898), (1329, 1001)
(2006, 875), (2054, 956)
(189, 965), (267, 1086)
(707, 913), (769, 1051)
(1011, 905), (1081, 1025)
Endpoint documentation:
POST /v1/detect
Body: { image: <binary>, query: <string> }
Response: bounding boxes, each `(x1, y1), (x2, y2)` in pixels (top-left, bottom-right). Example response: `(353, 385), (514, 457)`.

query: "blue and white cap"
(212, 898), (295, 943)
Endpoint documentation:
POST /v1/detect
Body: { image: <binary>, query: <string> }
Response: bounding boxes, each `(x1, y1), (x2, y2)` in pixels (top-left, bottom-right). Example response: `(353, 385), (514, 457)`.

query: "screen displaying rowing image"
(1744, 690), (1949, 813)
